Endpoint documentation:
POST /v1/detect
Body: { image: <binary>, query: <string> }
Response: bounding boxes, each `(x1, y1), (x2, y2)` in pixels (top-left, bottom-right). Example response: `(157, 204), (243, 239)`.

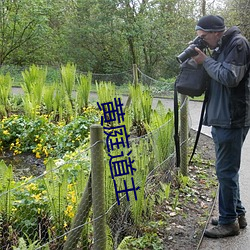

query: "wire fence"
(0, 66), (190, 249)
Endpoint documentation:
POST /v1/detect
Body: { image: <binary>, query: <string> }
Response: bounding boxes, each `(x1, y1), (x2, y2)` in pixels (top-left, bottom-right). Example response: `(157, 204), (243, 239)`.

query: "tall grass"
(76, 72), (92, 112)
(129, 83), (152, 125)
(0, 161), (14, 223)
(61, 63), (76, 102)
(145, 100), (174, 164)
(0, 73), (12, 116)
(96, 81), (117, 105)
(21, 65), (47, 118)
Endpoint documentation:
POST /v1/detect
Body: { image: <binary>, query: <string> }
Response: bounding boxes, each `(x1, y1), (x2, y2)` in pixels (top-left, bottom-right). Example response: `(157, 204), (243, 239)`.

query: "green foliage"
(0, 73), (12, 117)
(21, 65), (47, 118)
(159, 182), (171, 202)
(43, 159), (69, 230)
(12, 176), (49, 240)
(13, 235), (46, 250)
(117, 233), (163, 250)
(0, 0), (52, 65)
(43, 84), (56, 113)
(129, 83), (153, 125)
(96, 81), (118, 104)
(0, 161), (14, 222)
(0, 0), (227, 77)
(0, 109), (99, 158)
(61, 63), (76, 101)
(76, 72), (92, 111)
(145, 100), (174, 164)
(0, 66), (181, 248)
(129, 140), (151, 225)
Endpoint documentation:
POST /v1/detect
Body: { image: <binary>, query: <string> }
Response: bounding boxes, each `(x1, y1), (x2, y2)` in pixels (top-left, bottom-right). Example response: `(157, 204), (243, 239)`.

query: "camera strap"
(189, 91), (208, 164)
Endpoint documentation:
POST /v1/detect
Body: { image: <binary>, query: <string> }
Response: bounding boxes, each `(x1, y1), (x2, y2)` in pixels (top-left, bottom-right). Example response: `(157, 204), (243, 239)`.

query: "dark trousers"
(211, 126), (249, 225)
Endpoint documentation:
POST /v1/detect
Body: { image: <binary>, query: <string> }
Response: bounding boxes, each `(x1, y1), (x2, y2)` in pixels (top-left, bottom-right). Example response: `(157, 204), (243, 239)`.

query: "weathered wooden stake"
(91, 124), (106, 250)
(180, 94), (188, 176)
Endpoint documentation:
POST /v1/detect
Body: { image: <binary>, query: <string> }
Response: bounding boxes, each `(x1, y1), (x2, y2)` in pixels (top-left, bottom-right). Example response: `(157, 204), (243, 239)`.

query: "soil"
(159, 130), (217, 250)
(0, 152), (45, 180)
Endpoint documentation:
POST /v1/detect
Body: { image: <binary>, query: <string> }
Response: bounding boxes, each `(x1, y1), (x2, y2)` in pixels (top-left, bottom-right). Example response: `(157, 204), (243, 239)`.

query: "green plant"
(129, 140), (151, 225)
(117, 233), (163, 250)
(43, 84), (56, 114)
(178, 173), (191, 189)
(76, 72), (92, 111)
(129, 83), (152, 126)
(0, 73), (12, 117)
(0, 108), (99, 158)
(145, 100), (174, 164)
(21, 65), (47, 118)
(96, 81), (118, 105)
(12, 176), (49, 241)
(159, 182), (171, 203)
(172, 190), (180, 210)
(0, 161), (15, 222)
(43, 159), (69, 223)
(60, 62), (76, 102)
(42, 157), (90, 245)
(13, 233), (49, 250)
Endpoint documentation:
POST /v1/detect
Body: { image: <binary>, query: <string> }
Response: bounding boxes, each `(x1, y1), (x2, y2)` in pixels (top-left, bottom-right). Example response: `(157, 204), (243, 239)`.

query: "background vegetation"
(0, 0), (249, 81)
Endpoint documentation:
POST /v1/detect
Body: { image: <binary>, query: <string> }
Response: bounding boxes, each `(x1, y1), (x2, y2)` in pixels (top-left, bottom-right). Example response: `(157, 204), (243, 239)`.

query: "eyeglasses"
(198, 32), (214, 40)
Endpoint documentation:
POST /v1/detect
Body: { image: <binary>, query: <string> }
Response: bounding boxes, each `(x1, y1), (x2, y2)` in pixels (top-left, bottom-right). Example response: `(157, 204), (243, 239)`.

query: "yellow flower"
(71, 195), (76, 204)
(3, 130), (9, 135)
(36, 152), (41, 159)
(32, 193), (42, 201)
(26, 183), (37, 191)
(43, 147), (49, 157)
(65, 205), (74, 218)
(12, 207), (17, 212)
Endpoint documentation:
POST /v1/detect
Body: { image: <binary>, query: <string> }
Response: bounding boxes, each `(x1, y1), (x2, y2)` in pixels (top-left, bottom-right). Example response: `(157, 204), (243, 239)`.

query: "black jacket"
(203, 26), (250, 128)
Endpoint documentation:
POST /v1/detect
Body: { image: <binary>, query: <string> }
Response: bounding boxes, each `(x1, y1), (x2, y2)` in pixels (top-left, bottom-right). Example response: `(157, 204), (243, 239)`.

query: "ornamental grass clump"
(21, 65), (47, 118)
(76, 72), (92, 112)
(0, 73), (12, 117)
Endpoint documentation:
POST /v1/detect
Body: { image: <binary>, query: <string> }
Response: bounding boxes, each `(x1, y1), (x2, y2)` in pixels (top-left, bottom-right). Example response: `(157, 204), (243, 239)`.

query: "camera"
(176, 36), (208, 64)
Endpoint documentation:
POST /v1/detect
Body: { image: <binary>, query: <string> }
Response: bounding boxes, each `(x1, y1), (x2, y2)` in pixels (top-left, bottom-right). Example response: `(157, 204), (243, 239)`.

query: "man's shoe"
(238, 215), (248, 228)
(211, 214), (247, 229)
(204, 222), (240, 238)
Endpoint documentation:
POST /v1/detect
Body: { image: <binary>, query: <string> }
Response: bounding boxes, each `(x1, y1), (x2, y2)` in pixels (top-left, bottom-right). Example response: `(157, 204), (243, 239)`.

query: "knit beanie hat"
(195, 15), (225, 32)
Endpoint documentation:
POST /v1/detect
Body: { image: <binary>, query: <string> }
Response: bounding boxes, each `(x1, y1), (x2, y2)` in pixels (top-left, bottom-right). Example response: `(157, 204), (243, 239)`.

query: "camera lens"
(176, 37), (208, 63)
(176, 45), (198, 63)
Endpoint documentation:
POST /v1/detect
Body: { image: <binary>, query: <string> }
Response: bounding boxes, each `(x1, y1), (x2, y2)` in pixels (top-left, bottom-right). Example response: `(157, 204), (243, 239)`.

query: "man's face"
(196, 30), (221, 49)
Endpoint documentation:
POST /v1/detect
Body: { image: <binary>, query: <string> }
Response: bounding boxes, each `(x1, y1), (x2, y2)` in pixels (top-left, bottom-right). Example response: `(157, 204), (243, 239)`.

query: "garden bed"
(161, 131), (217, 250)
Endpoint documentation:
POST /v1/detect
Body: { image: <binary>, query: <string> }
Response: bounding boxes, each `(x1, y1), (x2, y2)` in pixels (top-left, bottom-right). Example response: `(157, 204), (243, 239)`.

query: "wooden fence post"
(133, 63), (138, 86)
(180, 94), (188, 176)
(91, 124), (106, 250)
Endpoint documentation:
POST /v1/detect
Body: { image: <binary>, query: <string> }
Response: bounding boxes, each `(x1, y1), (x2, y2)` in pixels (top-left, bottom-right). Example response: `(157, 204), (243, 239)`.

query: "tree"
(0, 0), (48, 65)
(220, 0), (250, 39)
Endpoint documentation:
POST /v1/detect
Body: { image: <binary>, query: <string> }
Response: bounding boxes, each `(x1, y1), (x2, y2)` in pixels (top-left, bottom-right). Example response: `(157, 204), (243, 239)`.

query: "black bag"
(174, 58), (209, 168)
(175, 58), (208, 97)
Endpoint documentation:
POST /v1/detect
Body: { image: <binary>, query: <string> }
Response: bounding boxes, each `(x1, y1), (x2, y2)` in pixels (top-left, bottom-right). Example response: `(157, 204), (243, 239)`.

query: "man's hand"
(192, 47), (207, 64)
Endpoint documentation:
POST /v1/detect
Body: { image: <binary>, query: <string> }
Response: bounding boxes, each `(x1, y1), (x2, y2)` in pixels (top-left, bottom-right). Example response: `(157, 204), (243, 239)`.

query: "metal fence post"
(180, 94), (188, 176)
(91, 124), (106, 250)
